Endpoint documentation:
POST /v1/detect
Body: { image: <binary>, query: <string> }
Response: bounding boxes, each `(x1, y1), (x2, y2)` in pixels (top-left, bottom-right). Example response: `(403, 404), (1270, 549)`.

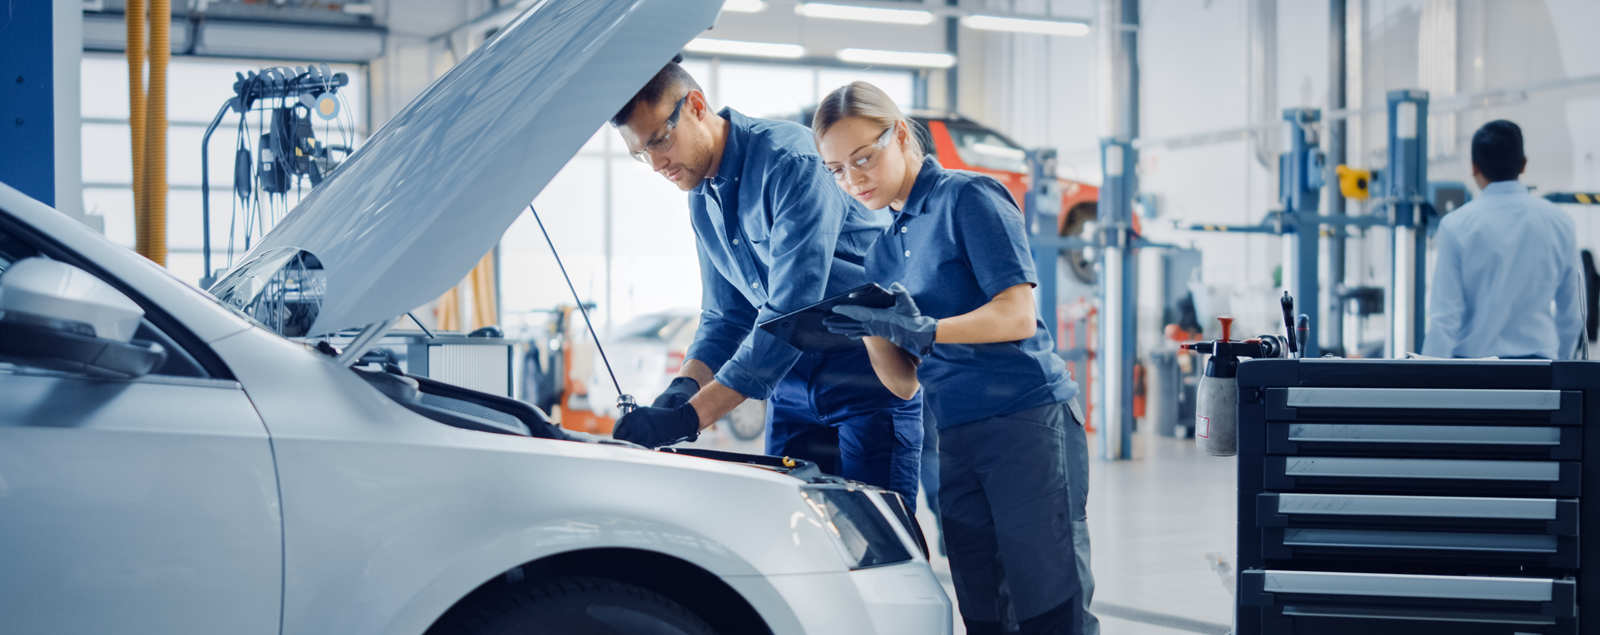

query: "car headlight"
(800, 485), (914, 569)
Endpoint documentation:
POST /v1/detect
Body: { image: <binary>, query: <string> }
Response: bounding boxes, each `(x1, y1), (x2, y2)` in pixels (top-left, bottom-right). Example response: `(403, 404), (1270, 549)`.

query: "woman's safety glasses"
(827, 125), (897, 181)
(630, 93), (690, 164)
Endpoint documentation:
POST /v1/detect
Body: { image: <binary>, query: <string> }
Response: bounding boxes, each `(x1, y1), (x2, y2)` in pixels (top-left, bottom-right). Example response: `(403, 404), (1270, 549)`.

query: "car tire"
(428, 576), (718, 635)
(724, 399), (767, 442)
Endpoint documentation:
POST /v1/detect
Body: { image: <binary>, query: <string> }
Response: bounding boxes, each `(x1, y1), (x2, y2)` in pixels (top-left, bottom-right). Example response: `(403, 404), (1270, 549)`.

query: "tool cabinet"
(1236, 359), (1600, 634)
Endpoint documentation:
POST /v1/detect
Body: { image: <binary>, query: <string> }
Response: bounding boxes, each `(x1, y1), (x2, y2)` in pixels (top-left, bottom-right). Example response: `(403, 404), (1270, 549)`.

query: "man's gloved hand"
(612, 403), (701, 449)
(823, 282), (937, 357)
(652, 376), (700, 409)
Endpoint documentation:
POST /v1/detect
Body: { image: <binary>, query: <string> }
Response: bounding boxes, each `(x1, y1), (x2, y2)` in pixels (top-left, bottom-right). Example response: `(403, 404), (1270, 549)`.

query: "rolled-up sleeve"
(684, 238), (757, 374)
(714, 155), (841, 399)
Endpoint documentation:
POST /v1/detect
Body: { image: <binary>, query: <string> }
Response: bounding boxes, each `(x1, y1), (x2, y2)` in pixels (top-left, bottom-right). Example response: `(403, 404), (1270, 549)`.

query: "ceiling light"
(795, 2), (935, 25)
(837, 48), (956, 68)
(721, 0), (766, 13)
(684, 38), (806, 59)
(962, 14), (1091, 36)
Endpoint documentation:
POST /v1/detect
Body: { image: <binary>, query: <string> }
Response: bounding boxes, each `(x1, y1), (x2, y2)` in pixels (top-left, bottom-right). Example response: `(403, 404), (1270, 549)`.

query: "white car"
(0, 1), (951, 634)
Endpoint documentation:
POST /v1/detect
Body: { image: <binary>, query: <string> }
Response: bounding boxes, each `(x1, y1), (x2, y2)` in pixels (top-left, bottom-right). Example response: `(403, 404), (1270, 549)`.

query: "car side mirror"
(0, 258), (166, 379)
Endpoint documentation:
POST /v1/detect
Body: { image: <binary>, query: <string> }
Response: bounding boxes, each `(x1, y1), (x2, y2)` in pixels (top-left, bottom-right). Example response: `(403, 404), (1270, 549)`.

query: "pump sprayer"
(1181, 316), (1289, 456)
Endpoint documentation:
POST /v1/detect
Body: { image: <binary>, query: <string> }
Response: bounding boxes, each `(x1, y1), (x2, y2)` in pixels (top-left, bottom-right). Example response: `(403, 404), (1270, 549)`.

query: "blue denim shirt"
(866, 157), (1078, 428)
(684, 108), (890, 399)
(1421, 180), (1584, 359)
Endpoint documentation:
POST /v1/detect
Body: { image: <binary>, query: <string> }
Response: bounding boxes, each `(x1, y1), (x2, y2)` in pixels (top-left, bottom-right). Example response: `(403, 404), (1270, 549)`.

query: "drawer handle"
(1282, 528), (1559, 553)
(1277, 494), (1559, 519)
(1287, 424), (1560, 445)
(1280, 605), (1557, 625)
(1285, 457), (1561, 481)
(1285, 387), (1562, 411)
(1262, 570), (1554, 602)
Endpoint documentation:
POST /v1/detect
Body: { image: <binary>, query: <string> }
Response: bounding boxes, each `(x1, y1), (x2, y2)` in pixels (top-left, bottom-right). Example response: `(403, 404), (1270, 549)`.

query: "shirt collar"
(711, 107), (748, 188)
(897, 156), (944, 217)
(1482, 180), (1526, 196)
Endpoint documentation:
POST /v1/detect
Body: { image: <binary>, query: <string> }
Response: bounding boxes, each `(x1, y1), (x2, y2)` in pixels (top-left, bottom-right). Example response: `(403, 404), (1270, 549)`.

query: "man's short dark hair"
(1472, 120), (1525, 183)
(611, 54), (702, 128)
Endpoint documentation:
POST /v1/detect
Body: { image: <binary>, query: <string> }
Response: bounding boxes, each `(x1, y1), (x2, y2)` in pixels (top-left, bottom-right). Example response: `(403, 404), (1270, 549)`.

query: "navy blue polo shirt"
(683, 108), (890, 400)
(865, 157), (1078, 428)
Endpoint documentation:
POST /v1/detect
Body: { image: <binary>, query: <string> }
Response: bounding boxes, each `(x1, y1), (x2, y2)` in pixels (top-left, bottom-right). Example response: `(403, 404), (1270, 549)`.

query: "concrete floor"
(687, 425), (1238, 635)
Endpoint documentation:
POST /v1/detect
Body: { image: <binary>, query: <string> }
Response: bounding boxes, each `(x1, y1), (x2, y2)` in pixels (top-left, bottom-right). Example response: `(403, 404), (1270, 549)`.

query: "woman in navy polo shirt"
(812, 82), (1096, 635)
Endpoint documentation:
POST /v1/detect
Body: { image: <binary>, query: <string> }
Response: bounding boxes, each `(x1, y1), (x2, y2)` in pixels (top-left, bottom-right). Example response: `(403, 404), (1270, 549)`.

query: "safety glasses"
(630, 93), (691, 164)
(827, 125), (897, 181)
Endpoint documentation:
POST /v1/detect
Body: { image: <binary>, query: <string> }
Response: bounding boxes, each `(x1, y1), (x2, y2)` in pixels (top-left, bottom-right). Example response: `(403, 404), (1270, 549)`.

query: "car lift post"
(1280, 107), (1325, 357)
(1093, 0), (1140, 460)
(1386, 89), (1430, 357)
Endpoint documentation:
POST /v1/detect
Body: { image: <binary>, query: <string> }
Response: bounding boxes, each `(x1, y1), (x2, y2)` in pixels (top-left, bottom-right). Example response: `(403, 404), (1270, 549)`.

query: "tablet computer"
(757, 283), (895, 352)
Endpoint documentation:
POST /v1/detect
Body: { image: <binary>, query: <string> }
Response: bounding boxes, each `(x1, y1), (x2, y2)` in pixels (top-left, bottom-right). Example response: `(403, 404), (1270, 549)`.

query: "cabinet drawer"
(1266, 387), (1581, 425)
(1240, 570), (1577, 635)
(1265, 456), (1580, 497)
(1267, 422), (1580, 460)
(1258, 493), (1578, 535)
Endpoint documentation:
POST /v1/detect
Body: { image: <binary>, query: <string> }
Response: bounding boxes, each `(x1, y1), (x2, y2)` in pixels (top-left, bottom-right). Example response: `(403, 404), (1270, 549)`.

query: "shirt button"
(900, 226), (908, 233)
(732, 238), (740, 245)
(752, 281), (760, 289)
(904, 250), (911, 258)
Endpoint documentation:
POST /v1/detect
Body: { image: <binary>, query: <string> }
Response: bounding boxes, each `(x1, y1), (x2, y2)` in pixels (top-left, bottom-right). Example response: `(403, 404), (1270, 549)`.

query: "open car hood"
(210, 0), (720, 336)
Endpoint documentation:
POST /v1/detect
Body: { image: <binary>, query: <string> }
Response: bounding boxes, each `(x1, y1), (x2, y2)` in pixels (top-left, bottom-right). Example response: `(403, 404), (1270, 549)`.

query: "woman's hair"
(812, 81), (924, 163)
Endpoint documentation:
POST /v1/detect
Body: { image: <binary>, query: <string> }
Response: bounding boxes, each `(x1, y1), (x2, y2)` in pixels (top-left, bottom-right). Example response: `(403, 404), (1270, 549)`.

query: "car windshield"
(946, 123), (1029, 173)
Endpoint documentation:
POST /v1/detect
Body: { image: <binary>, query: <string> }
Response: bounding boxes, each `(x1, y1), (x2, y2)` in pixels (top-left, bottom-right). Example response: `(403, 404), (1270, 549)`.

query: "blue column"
(1386, 89), (1429, 354)
(1281, 107), (1324, 357)
(0, 1), (56, 205)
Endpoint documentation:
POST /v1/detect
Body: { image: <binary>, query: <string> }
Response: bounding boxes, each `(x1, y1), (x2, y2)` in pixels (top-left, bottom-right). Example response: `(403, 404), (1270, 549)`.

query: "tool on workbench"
(1182, 316), (1290, 456)
(1280, 292), (1298, 359)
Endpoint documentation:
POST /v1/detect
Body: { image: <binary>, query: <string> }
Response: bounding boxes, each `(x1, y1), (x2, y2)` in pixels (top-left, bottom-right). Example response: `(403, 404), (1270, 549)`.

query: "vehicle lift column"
(1280, 108), (1325, 357)
(1095, 0), (1140, 460)
(1386, 89), (1430, 356)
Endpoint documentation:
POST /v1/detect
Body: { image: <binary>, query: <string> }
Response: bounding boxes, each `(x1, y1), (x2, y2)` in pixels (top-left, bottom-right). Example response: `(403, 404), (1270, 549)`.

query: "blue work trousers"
(765, 346), (923, 508)
(939, 401), (1097, 635)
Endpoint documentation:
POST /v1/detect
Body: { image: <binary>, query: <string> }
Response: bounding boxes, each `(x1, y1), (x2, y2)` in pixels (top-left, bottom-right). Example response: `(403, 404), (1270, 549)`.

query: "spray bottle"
(1181, 316), (1288, 456)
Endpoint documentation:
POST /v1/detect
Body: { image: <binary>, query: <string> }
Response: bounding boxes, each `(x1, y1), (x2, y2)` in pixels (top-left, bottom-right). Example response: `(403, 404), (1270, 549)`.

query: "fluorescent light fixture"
(837, 48), (956, 68)
(796, 2), (935, 25)
(721, 0), (767, 13)
(684, 38), (806, 59)
(963, 14), (1091, 36)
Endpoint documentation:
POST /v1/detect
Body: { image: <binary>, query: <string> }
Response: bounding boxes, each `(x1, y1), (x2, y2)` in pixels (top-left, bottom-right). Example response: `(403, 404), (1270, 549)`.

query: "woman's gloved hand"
(823, 282), (937, 357)
(652, 376), (700, 409)
(612, 403), (701, 449)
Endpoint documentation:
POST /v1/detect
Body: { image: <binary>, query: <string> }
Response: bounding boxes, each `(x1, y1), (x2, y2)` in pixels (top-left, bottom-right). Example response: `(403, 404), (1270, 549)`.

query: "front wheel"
(427, 576), (718, 635)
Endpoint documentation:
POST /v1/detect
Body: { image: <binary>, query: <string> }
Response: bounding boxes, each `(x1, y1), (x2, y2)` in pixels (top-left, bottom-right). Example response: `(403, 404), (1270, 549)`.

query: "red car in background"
(907, 111), (1099, 242)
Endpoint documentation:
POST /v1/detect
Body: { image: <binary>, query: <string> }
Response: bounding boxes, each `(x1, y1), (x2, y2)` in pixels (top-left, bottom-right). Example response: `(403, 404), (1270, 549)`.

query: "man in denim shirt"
(609, 57), (923, 505)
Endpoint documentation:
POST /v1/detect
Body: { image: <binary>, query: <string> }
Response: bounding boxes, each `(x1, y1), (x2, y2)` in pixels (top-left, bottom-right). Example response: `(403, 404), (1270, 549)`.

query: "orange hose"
(126, 0), (146, 255)
(142, 0), (170, 267)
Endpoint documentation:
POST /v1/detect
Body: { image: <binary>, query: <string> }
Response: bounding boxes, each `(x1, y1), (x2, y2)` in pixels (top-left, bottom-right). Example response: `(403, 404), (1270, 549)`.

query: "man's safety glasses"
(630, 94), (690, 164)
(826, 125), (897, 181)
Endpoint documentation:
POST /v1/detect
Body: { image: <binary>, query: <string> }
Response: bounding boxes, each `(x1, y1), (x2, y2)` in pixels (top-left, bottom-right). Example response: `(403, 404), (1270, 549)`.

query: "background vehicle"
(576, 310), (769, 441)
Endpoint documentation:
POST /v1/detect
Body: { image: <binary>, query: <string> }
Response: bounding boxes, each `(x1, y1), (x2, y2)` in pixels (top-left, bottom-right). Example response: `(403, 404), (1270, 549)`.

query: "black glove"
(823, 282), (938, 358)
(612, 403), (701, 449)
(652, 376), (700, 409)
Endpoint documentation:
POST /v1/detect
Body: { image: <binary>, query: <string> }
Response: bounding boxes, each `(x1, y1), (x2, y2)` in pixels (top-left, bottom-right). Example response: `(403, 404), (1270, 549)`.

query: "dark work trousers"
(939, 401), (1097, 635)
(920, 402), (945, 554)
(765, 345), (923, 508)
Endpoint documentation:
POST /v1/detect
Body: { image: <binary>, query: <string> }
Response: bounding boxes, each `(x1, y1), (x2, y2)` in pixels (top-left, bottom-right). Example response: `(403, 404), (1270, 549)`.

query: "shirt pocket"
(739, 211), (771, 245)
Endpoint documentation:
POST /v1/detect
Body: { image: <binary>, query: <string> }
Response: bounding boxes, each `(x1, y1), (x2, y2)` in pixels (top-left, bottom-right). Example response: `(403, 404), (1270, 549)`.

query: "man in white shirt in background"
(1423, 119), (1585, 359)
